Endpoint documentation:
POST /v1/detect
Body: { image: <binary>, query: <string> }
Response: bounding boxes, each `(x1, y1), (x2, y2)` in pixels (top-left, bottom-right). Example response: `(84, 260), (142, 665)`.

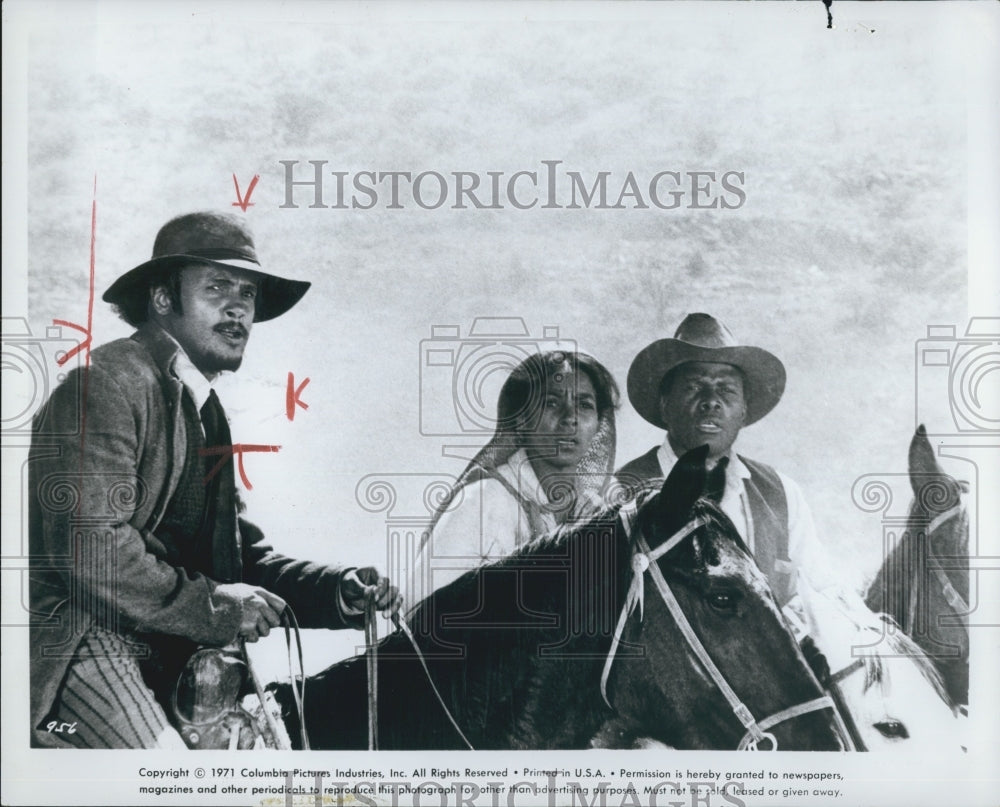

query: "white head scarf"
(428, 350), (620, 540)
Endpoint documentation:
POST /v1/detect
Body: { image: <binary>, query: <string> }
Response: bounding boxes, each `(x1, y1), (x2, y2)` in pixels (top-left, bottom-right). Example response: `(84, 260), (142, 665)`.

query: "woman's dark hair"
(496, 350), (620, 435)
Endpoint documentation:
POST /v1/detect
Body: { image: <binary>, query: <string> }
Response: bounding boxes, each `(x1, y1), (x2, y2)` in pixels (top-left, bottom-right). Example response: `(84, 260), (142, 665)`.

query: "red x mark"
(53, 319), (92, 366)
(54, 176), (98, 368)
(200, 444), (281, 490)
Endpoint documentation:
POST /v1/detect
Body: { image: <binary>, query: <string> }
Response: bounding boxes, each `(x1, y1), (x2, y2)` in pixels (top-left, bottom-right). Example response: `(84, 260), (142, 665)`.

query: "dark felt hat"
(102, 211), (310, 323)
(627, 313), (786, 429)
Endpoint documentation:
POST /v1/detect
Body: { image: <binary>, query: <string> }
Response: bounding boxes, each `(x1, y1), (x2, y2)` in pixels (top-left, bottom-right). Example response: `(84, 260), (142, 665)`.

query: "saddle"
(171, 645), (291, 750)
(166, 606), (308, 750)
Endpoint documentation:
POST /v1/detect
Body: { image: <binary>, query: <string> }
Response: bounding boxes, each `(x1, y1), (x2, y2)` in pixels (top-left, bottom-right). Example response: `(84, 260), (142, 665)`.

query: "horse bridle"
(369, 506), (846, 751)
(827, 658), (869, 752)
(905, 504), (968, 636)
(600, 507), (843, 751)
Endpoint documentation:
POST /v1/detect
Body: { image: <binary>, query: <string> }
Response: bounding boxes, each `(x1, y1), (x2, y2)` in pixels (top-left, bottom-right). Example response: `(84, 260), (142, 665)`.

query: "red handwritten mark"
(55, 177), (98, 368)
(66, 177), (98, 519)
(52, 320), (91, 365)
(286, 372), (310, 420)
(200, 444), (281, 490)
(232, 173), (260, 212)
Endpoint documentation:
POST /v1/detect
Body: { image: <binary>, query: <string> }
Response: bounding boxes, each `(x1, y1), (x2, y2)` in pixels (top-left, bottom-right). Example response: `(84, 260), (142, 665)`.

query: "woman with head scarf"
(404, 350), (620, 610)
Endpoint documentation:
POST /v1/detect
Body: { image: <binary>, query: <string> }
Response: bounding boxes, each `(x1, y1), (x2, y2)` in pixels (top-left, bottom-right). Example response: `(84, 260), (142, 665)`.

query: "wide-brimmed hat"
(627, 313), (786, 429)
(102, 211), (310, 324)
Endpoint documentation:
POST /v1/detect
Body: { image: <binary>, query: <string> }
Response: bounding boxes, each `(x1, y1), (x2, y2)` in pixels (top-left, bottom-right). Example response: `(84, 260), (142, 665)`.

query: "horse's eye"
(873, 719), (909, 740)
(707, 591), (740, 612)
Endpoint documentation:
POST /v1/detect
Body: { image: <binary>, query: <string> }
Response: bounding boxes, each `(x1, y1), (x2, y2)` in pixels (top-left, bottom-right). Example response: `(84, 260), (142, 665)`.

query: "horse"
(864, 425), (969, 706)
(271, 446), (845, 750)
(800, 589), (965, 752)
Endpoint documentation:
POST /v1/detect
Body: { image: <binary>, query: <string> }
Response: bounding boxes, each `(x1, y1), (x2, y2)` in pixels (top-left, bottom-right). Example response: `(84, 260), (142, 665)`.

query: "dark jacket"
(29, 324), (355, 745)
(614, 446), (663, 493)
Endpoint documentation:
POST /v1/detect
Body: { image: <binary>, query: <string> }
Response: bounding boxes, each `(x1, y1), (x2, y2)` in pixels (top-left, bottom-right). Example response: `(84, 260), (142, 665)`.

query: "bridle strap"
(244, 606), (309, 750)
(906, 504), (967, 634)
(736, 696), (839, 750)
(931, 561), (969, 614)
(602, 512), (841, 750)
(638, 528), (774, 747)
(829, 658), (865, 685)
(928, 506), (969, 615)
(927, 504), (962, 536)
(826, 658), (867, 752)
(600, 516), (709, 707)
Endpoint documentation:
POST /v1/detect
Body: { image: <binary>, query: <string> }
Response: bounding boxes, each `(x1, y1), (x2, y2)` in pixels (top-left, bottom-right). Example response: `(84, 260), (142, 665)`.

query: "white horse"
(792, 589), (966, 752)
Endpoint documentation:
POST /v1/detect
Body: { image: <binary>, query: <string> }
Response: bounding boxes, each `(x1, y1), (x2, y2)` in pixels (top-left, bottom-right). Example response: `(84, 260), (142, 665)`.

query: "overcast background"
(15, 3), (982, 675)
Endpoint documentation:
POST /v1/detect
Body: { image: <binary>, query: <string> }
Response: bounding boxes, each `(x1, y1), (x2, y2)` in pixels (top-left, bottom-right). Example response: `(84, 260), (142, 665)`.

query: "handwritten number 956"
(46, 720), (77, 734)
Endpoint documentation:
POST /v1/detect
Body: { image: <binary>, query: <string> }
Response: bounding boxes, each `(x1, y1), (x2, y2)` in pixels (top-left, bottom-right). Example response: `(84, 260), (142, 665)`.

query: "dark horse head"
(274, 446), (843, 749)
(865, 425), (969, 706)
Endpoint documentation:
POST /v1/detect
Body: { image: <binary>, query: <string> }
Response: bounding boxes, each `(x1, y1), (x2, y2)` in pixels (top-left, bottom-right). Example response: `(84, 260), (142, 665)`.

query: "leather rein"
(365, 595), (475, 751)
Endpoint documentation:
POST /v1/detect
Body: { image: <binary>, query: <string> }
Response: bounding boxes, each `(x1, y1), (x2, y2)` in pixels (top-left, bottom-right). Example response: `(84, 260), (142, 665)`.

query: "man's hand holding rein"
(341, 567), (403, 617)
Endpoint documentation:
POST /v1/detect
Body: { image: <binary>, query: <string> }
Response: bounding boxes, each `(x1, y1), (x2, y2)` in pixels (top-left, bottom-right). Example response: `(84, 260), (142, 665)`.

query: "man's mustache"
(214, 322), (248, 338)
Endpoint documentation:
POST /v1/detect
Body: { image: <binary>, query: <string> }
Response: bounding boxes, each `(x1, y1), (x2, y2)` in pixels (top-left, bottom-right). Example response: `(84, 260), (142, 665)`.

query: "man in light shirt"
(615, 313), (834, 610)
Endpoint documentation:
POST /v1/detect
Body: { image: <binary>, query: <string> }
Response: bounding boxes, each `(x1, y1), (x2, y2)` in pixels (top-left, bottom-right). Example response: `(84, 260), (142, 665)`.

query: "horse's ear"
(658, 445), (710, 519)
(909, 425), (963, 514)
(909, 424), (946, 496)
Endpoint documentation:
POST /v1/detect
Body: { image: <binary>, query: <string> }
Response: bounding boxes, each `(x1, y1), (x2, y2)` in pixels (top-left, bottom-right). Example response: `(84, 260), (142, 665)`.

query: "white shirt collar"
(656, 435), (754, 548)
(656, 436), (751, 481)
(157, 326), (217, 412)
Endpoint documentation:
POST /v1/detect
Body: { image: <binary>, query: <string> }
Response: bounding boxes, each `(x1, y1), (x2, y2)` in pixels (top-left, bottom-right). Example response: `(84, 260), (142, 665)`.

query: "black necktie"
(199, 389), (238, 581)
(200, 389), (230, 451)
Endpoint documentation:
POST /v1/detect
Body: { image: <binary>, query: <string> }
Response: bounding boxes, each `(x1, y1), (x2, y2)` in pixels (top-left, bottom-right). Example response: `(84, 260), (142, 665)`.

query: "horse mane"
(861, 627), (951, 707)
(823, 592), (953, 708)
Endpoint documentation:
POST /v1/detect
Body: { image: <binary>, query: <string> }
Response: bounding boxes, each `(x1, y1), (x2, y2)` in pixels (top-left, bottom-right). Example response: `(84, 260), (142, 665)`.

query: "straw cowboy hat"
(627, 313), (786, 429)
(103, 211), (311, 324)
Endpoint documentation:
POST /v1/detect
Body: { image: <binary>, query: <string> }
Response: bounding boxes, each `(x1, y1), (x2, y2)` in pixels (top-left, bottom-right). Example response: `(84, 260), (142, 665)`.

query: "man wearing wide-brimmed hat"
(28, 211), (400, 748)
(616, 313), (833, 608)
